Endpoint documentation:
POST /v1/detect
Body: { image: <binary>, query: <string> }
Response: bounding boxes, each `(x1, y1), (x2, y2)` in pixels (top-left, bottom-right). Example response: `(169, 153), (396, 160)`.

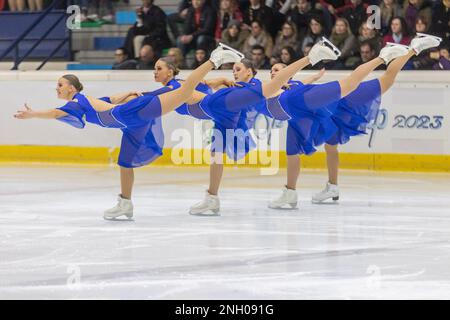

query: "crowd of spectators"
(3, 0), (448, 70)
(120, 0), (449, 71)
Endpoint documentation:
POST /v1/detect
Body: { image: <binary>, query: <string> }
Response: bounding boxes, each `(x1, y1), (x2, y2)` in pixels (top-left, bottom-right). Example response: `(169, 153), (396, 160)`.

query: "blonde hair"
(62, 74), (83, 92)
(167, 47), (185, 69)
(159, 57), (180, 76)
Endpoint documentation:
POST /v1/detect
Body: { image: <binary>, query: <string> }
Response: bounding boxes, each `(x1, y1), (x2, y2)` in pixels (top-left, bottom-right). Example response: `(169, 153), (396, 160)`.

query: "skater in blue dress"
(188, 38), (412, 216)
(140, 40), (340, 216)
(13, 44), (244, 220)
(267, 34), (442, 209)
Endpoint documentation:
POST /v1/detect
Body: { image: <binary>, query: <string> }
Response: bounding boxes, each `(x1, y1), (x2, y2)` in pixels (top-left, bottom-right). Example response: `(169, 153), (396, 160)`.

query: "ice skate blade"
(385, 42), (410, 50)
(311, 199), (339, 205)
(218, 42), (244, 59)
(321, 37), (341, 57)
(103, 215), (134, 221)
(189, 210), (221, 217)
(268, 203), (298, 210)
(415, 33), (442, 42)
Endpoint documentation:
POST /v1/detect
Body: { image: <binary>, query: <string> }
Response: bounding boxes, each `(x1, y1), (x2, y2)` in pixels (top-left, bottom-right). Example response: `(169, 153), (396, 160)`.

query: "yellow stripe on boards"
(0, 145), (449, 172)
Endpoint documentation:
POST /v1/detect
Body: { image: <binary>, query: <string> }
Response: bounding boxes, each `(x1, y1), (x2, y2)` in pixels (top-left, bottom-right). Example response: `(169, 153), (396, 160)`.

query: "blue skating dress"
(56, 92), (164, 168)
(255, 80), (342, 155)
(324, 79), (382, 146)
(171, 78), (265, 161)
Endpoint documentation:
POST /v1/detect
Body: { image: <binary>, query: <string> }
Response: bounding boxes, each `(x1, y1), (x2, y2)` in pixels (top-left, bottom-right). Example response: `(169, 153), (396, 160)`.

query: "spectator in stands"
(356, 20), (382, 53)
(414, 15), (430, 34)
(403, 0), (432, 33)
(191, 48), (208, 68)
(168, 0), (192, 41)
(383, 16), (412, 46)
(279, 46), (298, 64)
(340, 0), (368, 36)
(266, 0), (293, 36)
(330, 17), (357, 67)
(430, 0), (450, 42)
(301, 15), (327, 53)
(215, 0), (243, 41)
(411, 17), (437, 70)
(289, 0), (332, 41)
(27, 0), (43, 11)
(242, 20), (274, 58)
(112, 47), (138, 70)
(352, 40), (385, 69)
(7, 0), (25, 11)
(380, 0), (403, 36)
(221, 20), (250, 51)
(123, 0), (171, 59)
(271, 21), (299, 63)
(136, 44), (158, 70)
(166, 47), (186, 69)
(177, 0), (216, 55)
(432, 46), (450, 70)
(250, 44), (271, 69)
(242, 0), (276, 38)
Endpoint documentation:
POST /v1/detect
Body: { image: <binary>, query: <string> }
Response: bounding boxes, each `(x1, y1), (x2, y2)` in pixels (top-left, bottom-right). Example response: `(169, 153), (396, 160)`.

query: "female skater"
(140, 40), (340, 216)
(268, 33), (442, 209)
(188, 38), (417, 216)
(13, 44), (243, 220)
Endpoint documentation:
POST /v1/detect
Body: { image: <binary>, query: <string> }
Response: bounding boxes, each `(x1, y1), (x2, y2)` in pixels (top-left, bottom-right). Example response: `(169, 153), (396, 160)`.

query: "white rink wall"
(1, 70), (449, 155)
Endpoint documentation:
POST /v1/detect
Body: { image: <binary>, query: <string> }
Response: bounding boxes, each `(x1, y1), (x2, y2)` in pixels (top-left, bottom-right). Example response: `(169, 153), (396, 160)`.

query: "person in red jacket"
(383, 16), (412, 46)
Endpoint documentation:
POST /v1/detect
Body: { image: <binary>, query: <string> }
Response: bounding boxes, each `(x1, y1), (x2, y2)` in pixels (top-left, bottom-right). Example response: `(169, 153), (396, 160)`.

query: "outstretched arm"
(14, 103), (67, 119)
(203, 77), (235, 90)
(301, 68), (325, 85)
(109, 91), (143, 104)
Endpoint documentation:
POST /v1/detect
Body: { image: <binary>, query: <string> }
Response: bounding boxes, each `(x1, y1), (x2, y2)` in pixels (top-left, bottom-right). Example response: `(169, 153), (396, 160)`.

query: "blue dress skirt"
(56, 92), (164, 168)
(174, 78), (265, 161)
(256, 80), (342, 155)
(324, 79), (382, 146)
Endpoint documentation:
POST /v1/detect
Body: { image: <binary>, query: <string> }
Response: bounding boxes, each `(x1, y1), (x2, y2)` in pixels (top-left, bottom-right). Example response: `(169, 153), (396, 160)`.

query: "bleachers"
(0, 11), (71, 60)
(0, 0), (187, 70)
(72, 0), (180, 69)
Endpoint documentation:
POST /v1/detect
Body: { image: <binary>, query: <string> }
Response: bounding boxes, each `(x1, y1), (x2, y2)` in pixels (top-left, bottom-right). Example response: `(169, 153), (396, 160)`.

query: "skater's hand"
(129, 91), (143, 97)
(223, 79), (237, 87)
(313, 68), (326, 81)
(14, 103), (35, 119)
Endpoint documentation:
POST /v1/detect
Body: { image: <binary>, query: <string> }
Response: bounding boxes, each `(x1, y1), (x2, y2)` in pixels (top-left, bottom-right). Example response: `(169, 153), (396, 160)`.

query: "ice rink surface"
(1, 164), (450, 299)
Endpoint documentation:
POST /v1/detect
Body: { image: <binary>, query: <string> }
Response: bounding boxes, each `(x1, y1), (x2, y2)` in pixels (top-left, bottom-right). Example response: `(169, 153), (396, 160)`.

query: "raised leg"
(378, 50), (416, 94)
(262, 57), (311, 97)
(338, 57), (384, 97)
(158, 60), (215, 115)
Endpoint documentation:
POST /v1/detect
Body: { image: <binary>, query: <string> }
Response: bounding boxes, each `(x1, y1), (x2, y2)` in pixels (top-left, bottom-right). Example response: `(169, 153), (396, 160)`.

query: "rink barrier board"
(0, 145), (449, 172)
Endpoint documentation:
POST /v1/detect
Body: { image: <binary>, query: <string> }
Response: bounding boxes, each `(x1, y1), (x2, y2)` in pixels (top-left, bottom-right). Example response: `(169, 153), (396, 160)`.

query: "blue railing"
(0, 0), (71, 70)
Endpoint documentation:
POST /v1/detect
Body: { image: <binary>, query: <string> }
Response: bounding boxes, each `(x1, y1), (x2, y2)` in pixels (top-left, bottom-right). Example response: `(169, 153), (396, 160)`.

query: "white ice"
(1, 164), (450, 299)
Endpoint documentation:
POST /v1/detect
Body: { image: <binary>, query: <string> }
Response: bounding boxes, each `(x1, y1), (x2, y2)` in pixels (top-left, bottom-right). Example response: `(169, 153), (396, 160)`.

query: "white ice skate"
(104, 195), (134, 220)
(209, 43), (244, 69)
(410, 33), (442, 55)
(379, 42), (410, 64)
(308, 37), (341, 66)
(189, 191), (220, 216)
(268, 186), (298, 209)
(311, 182), (339, 204)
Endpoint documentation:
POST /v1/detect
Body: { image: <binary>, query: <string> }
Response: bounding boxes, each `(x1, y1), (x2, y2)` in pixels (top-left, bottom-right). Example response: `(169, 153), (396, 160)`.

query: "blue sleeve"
(56, 101), (86, 129)
(175, 104), (189, 115)
(99, 97), (112, 103)
(142, 86), (174, 96)
(195, 82), (212, 94)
